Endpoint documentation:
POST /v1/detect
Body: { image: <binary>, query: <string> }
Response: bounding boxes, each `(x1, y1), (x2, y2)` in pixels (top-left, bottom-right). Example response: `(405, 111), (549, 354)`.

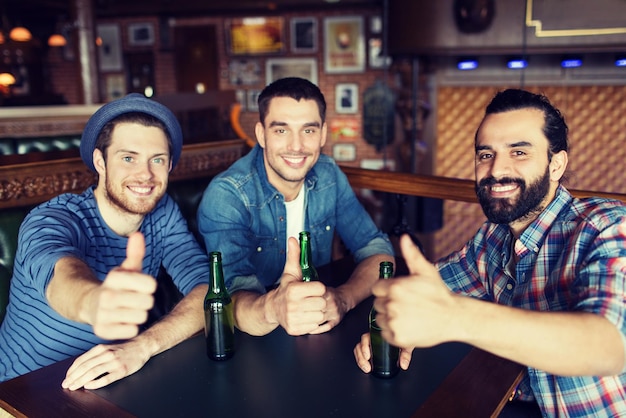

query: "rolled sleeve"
(353, 236), (394, 264)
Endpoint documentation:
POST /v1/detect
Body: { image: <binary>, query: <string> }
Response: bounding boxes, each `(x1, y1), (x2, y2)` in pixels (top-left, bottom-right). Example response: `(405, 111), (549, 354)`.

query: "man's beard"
(475, 167), (550, 225)
(104, 175), (163, 216)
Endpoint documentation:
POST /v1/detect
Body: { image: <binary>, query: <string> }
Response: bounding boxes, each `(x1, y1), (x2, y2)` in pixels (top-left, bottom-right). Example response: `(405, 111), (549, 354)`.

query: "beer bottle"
(369, 261), (400, 378)
(299, 231), (319, 282)
(204, 251), (235, 361)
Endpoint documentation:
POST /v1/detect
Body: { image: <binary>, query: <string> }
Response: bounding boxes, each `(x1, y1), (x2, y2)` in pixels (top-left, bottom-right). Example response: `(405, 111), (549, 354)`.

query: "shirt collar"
(516, 184), (573, 254)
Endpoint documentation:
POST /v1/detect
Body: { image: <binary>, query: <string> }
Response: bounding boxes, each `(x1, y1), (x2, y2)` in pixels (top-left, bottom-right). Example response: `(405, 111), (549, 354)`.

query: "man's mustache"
(477, 176), (524, 189)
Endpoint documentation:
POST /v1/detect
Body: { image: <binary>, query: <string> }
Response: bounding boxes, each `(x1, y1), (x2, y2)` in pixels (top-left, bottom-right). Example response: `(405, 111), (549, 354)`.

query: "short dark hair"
(481, 89), (569, 156)
(95, 112), (172, 163)
(257, 77), (326, 125)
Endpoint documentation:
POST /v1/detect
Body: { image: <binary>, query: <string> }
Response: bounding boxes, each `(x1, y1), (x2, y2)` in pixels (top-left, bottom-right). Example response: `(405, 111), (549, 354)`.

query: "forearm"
(338, 254), (394, 311)
(133, 284), (208, 358)
(455, 296), (625, 376)
(232, 290), (280, 336)
(46, 257), (100, 323)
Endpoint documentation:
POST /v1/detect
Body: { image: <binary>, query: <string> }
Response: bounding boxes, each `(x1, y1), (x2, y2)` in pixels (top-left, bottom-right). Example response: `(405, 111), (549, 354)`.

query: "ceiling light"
(48, 34), (67, 47)
(561, 57), (582, 68)
(0, 72), (16, 86)
(9, 26), (32, 42)
(457, 57), (478, 70)
(507, 57), (527, 69)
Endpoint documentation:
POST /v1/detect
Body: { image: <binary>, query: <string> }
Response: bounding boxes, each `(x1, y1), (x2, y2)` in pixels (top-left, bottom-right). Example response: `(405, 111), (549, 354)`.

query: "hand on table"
(267, 237), (332, 336)
(88, 232), (157, 340)
(62, 339), (151, 390)
(353, 332), (413, 374)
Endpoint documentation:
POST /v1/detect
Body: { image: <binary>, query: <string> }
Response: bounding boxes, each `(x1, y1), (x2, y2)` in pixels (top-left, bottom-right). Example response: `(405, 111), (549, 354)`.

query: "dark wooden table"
(0, 258), (525, 418)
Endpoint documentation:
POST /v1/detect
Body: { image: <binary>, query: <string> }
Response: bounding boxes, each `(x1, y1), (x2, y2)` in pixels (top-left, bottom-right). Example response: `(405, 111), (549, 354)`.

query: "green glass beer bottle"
(299, 231), (319, 282)
(369, 261), (400, 378)
(204, 251), (235, 361)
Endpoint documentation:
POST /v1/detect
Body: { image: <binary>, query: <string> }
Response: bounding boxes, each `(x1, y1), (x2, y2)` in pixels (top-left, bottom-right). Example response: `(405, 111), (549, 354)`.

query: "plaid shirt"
(437, 185), (626, 417)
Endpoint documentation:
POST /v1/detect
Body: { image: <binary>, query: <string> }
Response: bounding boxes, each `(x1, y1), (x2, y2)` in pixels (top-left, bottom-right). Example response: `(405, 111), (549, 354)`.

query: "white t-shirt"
(284, 188), (306, 253)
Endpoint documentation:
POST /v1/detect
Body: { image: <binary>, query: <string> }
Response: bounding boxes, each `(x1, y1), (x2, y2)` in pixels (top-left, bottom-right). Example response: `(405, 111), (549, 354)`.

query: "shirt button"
(256, 246), (262, 252)
(506, 283), (513, 290)
(279, 216), (284, 222)
(325, 225), (331, 231)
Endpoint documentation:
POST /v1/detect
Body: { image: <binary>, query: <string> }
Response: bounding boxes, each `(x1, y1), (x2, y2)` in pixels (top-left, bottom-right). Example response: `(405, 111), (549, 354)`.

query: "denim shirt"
(197, 145), (393, 293)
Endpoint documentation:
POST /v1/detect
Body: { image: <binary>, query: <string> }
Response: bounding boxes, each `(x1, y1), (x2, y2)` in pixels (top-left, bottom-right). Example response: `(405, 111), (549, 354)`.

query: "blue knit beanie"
(80, 93), (183, 171)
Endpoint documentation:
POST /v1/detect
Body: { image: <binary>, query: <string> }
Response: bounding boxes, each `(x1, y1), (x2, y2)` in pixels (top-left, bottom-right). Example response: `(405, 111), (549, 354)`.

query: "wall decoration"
(104, 74), (126, 101)
(226, 17), (285, 55)
(291, 17), (317, 53)
(332, 143), (356, 162)
(247, 89), (261, 112)
(266, 58), (318, 85)
(368, 38), (392, 69)
(235, 89), (246, 111)
(97, 24), (123, 72)
(362, 80), (395, 151)
(128, 23), (155, 46)
(360, 158), (395, 171)
(335, 83), (358, 114)
(370, 16), (383, 34)
(228, 59), (262, 85)
(323, 16), (365, 74)
(329, 118), (360, 142)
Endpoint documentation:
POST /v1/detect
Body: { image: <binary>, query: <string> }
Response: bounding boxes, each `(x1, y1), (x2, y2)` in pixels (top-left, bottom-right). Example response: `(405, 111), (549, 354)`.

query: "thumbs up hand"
(91, 232), (157, 340)
(371, 234), (460, 349)
(266, 237), (328, 335)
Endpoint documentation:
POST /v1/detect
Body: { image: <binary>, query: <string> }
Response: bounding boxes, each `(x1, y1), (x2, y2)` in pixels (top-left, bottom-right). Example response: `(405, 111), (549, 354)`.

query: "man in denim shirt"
(198, 77), (394, 336)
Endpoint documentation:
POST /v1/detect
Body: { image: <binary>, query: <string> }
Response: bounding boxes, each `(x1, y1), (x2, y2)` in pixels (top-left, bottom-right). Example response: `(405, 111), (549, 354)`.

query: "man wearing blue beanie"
(0, 94), (209, 390)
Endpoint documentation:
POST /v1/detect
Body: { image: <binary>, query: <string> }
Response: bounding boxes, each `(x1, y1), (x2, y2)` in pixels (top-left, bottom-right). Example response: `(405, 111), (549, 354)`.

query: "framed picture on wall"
(266, 58), (318, 85)
(96, 24), (123, 71)
(335, 83), (358, 114)
(236, 89), (246, 111)
(333, 143), (356, 162)
(368, 37), (391, 69)
(323, 16), (365, 74)
(228, 59), (262, 85)
(291, 17), (317, 53)
(128, 23), (155, 46)
(329, 118), (360, 142)
(226, 17), (285, 55)
(247, 89), (261, 112)
(104, 74), (126, 102)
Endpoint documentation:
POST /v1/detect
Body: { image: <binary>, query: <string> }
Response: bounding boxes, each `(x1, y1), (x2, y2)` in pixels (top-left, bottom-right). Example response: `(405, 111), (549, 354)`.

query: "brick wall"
(44, 7), (400, 171)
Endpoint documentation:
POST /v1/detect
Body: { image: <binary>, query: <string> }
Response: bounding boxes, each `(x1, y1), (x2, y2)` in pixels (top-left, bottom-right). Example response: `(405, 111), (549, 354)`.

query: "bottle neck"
(209, 254), (226, 295)
(299, 235), (313, 268)
(379, 262), (393, 280)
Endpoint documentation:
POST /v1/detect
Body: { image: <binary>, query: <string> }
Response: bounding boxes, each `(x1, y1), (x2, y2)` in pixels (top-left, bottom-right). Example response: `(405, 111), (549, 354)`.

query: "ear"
(93, 148), (106, 176)
(255, 122), (266, 149)
(320, 122), (328, 148)
(549, 150), (568, 182)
